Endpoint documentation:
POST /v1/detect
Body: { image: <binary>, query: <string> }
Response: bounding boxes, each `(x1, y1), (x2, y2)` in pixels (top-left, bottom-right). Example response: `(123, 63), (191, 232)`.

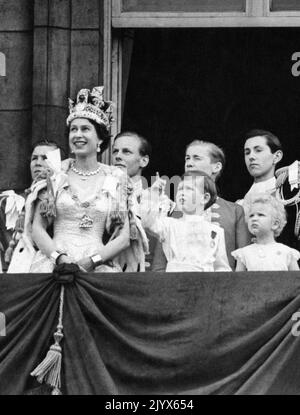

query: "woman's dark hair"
(31, 139), (66, 159)
(88, 119), (111, 154)
(244, 129), (282, 153)
(67, 119), (111, 155)
(181, 170), (217, 210)
(31, 139), (58, 152)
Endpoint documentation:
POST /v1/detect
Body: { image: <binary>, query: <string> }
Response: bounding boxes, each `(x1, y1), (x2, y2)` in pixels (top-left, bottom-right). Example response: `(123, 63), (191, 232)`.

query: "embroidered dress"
(8, 161), (148, 273)
(30, 182), (121, 273)
(232, 242), (300, 271)
(143, 214), (231, 272)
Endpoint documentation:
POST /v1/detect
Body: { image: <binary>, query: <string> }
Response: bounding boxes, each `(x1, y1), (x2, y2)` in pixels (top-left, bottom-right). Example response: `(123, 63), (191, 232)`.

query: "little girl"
(140, 171), (231, 272)
(232, 194), (299, 271)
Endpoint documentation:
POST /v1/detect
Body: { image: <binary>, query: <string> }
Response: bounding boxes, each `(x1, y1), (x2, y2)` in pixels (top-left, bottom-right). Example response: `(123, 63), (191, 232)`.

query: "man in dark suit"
(241, 129), (298, 251)
(151, 140), (251, 271)
(112, 131), (159, 269)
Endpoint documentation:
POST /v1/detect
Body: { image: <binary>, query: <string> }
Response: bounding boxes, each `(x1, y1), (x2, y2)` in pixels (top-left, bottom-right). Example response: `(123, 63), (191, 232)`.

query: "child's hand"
(150, 178), (166, 195)
(159, 194), (175, 215)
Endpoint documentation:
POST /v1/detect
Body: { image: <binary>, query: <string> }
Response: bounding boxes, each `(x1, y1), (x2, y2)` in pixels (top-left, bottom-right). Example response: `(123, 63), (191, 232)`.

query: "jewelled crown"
(66, 86), (113, 130)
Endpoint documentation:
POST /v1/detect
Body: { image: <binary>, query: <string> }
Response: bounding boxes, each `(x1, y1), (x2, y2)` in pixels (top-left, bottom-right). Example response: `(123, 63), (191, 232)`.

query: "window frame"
(112, 0), (300, 27)
(104, 0), (300, 162)
(269, 0), (300, 15)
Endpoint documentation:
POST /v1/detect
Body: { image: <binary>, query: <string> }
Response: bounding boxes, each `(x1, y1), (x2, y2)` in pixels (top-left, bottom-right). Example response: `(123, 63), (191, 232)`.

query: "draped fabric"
(1, 272), (300, 395)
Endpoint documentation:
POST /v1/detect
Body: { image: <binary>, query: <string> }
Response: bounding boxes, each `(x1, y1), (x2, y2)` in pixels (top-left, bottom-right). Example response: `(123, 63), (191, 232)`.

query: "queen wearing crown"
(8, 87), (148, 273)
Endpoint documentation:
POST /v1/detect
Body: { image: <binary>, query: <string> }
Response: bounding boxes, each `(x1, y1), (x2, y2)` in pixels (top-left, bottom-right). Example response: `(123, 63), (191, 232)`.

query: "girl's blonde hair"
(244, 194), (287, 237)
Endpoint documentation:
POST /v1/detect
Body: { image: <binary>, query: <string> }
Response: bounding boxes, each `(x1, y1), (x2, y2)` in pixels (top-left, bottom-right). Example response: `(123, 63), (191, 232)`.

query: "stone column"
(32, 0), (105, 155)
(0, 0), (34, 190)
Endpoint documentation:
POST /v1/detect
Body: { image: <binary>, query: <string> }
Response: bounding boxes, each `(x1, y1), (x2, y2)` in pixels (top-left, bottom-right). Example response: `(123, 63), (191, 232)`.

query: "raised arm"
(140, 178), (169, 238)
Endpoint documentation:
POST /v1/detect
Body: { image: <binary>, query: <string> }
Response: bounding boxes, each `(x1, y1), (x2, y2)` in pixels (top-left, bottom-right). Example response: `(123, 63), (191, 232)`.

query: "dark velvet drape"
(1, 271), (300, 395)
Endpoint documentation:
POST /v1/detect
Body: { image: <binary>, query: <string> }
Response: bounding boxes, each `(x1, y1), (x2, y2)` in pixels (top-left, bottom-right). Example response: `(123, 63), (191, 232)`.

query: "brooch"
(79, 214), (93, 228)
(210, 230), (217, 248)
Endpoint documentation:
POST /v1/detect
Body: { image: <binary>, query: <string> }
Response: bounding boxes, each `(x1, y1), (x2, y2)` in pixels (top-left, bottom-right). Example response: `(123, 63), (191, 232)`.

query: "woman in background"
(0, 140), (60, 272)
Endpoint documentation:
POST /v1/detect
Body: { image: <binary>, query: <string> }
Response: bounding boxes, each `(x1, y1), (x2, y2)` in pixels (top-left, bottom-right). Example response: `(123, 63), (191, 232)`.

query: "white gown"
(232, 242), (300, 271)
(30, 183), (122, 273)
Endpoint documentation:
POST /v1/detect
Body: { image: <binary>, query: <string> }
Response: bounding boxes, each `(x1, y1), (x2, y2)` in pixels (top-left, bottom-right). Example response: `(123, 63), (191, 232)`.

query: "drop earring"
(97, 143), (101, 153)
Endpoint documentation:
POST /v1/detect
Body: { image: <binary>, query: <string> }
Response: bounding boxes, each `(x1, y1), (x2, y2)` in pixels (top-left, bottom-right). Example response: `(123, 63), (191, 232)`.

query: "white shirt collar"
(182, 213), (206, 222)
(245, 176), (276, 198)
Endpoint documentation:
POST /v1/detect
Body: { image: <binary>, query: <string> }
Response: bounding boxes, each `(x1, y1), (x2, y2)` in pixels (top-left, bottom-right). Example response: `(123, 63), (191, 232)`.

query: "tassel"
(110, 208), (126, 226)
(40, 197), (56, 219)
(130, 222), (138, 240)
(15, 212), (25, 233)
(31, 286), (64, 395)
(40, 175), (56, 219)
(295, 204), (300, 239)
(275, 170), (288, 189)
(4, 239), (16, 264)
(128, 210), (138, 240)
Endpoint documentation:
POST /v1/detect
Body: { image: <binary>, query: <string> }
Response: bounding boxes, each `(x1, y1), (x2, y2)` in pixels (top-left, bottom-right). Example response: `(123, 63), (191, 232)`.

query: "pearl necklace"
(71, 162), (102, 177)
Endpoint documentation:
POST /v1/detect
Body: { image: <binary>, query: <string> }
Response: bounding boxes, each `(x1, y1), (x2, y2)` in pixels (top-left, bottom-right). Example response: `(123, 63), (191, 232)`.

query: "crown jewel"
(66, 86), (113, 130)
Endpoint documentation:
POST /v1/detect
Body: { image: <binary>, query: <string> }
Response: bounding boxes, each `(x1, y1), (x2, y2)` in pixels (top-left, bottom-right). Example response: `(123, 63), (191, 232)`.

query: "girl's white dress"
(143, 214), (231, 272)
(232, 242), (300, 271)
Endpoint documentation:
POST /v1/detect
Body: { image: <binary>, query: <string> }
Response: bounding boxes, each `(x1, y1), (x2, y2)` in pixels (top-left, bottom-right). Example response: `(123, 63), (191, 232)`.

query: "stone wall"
(0, 0), (105, 190)
(0, 0), (34, 190)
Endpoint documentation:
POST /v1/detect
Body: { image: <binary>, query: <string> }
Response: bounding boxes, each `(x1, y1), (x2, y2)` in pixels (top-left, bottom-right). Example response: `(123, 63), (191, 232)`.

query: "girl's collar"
(181, 213), (205, 222)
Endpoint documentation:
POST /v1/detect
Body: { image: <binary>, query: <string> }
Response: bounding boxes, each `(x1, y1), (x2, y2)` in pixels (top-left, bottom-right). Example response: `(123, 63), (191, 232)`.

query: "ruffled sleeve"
(0, 190), (25, 230)
(231, 247), (247, 266)
(102, 165), (129, 235)
(287, 247), (300, 264)
(100, 165), (149, 272)
(37, 188), (48, 202)
(139, 187), (171, 238)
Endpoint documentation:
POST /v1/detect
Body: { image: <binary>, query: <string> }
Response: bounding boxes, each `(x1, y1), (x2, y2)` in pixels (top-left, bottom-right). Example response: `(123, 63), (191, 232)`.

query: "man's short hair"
(186, 139), (225, 179)
(244, 129), (282, 154)
(114, 131), (152, 158)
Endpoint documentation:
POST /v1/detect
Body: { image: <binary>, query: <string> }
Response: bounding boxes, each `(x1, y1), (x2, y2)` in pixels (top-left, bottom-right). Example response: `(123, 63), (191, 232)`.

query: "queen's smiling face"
(69, 118), (102, 157)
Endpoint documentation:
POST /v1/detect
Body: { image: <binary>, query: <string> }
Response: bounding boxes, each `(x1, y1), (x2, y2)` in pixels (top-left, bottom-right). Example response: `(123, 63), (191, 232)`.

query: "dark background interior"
(122, 28), (300, 201)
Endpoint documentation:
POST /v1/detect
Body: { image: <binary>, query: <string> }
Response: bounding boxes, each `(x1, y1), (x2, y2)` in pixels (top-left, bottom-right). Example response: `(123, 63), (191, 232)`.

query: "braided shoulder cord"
(275, 163), (300, 238)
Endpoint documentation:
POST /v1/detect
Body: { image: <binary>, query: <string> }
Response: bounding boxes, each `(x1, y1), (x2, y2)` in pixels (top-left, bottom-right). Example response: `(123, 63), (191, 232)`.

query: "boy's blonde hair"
(244, 194), (287, 237)
(182, 170), (217, 210)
